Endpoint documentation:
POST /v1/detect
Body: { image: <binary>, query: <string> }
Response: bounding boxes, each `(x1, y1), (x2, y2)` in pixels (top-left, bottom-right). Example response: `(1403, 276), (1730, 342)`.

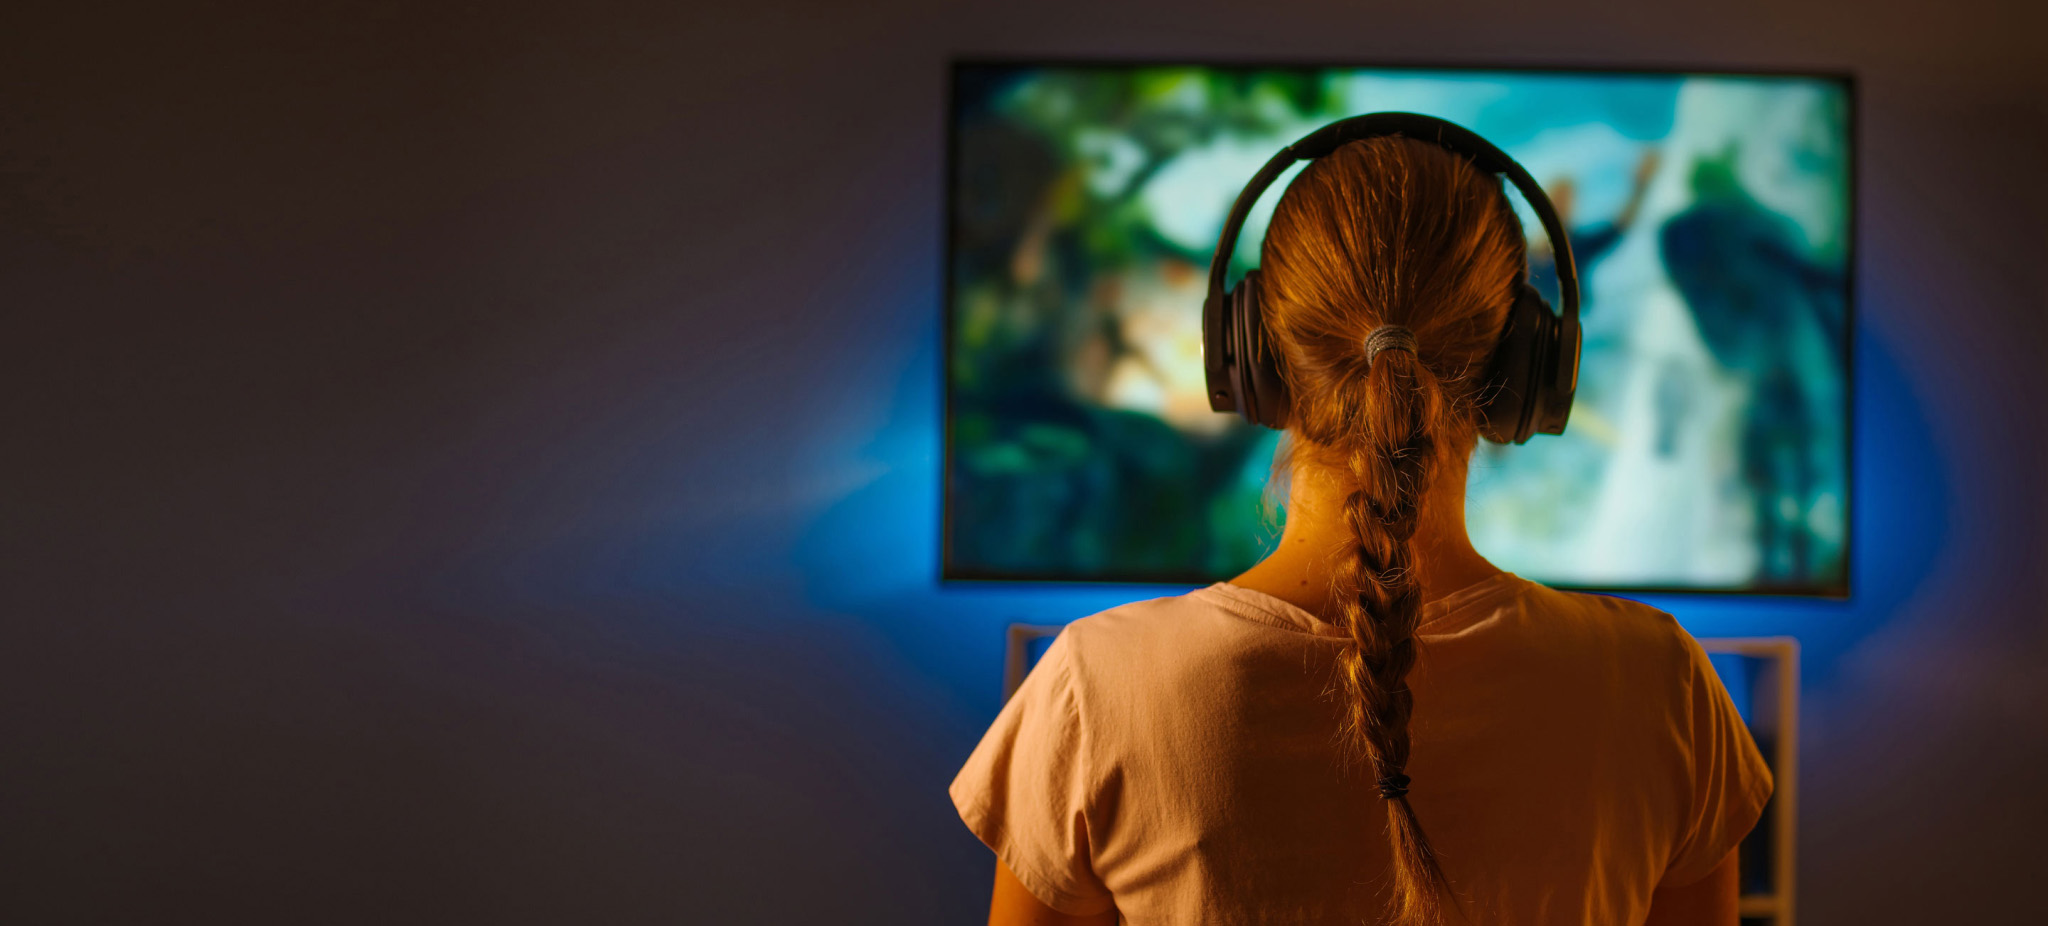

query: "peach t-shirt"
(950, 574), (1771, 924)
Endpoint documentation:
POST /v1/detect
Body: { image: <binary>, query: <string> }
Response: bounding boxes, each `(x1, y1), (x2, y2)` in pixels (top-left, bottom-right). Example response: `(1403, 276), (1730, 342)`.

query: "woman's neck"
(1229, 451), (1503, 622)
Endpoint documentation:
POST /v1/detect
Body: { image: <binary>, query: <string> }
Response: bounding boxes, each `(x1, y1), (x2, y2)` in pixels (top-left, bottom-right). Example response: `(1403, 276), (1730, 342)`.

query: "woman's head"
(1258, 136), (1527, 926)
(1262, 136), (1527, 463)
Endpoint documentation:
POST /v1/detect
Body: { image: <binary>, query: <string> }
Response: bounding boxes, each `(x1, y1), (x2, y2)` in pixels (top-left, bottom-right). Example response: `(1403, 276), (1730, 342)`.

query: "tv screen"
(943, 62), (1852, 594)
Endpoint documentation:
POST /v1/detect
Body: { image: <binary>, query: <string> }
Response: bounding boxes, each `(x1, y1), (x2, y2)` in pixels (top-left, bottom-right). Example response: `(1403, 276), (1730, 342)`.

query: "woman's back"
(950, 573), (1769, 924)
(955, 128), (1768, 925)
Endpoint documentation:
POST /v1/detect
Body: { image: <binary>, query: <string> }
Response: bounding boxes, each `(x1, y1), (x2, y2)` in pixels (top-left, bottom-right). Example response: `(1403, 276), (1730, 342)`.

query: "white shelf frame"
(1698, 636), (1799, 926)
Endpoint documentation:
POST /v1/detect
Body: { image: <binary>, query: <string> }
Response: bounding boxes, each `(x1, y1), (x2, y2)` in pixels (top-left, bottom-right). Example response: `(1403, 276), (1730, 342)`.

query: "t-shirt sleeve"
(1663, 632), (1776, 886)
(948, 630), (1115, 916)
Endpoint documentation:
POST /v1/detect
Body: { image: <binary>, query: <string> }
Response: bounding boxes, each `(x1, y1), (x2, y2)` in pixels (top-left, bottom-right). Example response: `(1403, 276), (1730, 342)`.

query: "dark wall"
(4, 1), (2043, 923)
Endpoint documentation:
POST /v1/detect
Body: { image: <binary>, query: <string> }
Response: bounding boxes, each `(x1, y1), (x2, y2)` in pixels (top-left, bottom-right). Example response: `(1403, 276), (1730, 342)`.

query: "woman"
(951, 135), (1771, 925)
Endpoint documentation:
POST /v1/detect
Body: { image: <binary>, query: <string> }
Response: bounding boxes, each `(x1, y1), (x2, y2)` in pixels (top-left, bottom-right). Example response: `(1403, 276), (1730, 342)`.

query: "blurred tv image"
(944, 63), (1852, 594)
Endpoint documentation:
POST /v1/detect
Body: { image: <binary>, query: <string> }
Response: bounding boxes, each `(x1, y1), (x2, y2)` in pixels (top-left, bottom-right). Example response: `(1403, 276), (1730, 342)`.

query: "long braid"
(1259, 135), (1528, 926)
(1330, 345), (1451, 926)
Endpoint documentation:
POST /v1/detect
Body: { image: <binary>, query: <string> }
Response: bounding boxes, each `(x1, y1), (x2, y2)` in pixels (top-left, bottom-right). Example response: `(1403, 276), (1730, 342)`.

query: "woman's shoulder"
(1063, 582), (1346, 648)
(1507, 580), (1704, 680)
(1046, 586), (1311, 695)
(1057, 587), (1241, 655)
(1523, 581), (1682, 629)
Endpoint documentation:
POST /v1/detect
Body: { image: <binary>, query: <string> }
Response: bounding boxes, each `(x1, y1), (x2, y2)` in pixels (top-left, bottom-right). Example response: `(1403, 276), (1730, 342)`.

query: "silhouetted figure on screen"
(1528, 149), (1661, 311)
(1659, 152), (1846, 585)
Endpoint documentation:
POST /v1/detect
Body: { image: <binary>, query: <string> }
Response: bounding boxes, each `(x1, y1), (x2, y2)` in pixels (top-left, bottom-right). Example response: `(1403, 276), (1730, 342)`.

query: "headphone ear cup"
(1204, 276), (1259, 423)
(1533, 306), (1581, 437)
(1479, 283), (1554, 445)
(1233, 271), (1291, 429)
(1203, 287), (1237, 414)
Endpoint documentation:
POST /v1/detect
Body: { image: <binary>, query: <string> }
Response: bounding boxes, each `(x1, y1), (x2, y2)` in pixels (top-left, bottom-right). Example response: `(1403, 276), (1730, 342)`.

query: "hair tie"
(1376, 773), (1412, 800)
(1364, 325), (1418, 366)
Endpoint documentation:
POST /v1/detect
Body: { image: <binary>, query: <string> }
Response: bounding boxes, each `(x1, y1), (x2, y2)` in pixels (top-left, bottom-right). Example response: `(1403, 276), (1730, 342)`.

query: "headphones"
(1201, 112), (1581, 445)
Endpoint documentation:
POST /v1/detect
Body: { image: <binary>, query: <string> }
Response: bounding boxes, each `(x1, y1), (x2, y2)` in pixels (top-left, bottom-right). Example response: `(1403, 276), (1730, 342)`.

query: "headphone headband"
(1205, 112), (1578, 320)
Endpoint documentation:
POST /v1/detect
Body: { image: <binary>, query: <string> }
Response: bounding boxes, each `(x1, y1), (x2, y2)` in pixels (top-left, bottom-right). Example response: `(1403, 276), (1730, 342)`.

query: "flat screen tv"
(943, 62), (1853, 595)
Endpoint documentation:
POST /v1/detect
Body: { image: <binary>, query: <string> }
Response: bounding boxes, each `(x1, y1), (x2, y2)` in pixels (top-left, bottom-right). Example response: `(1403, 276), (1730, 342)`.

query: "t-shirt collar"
(1198, 571), (1527, 638)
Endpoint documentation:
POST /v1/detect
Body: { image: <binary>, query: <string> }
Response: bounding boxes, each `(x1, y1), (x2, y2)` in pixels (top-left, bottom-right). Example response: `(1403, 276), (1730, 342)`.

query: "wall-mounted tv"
(943, 61), (1853, 595)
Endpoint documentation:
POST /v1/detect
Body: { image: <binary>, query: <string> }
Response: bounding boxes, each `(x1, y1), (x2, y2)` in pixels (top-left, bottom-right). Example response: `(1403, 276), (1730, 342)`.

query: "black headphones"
(1201, 112), (1581, 445)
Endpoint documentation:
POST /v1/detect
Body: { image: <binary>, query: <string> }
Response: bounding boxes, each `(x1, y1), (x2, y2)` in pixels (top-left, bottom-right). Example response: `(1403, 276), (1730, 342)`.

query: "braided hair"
(1258, 136), (1527, 926)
